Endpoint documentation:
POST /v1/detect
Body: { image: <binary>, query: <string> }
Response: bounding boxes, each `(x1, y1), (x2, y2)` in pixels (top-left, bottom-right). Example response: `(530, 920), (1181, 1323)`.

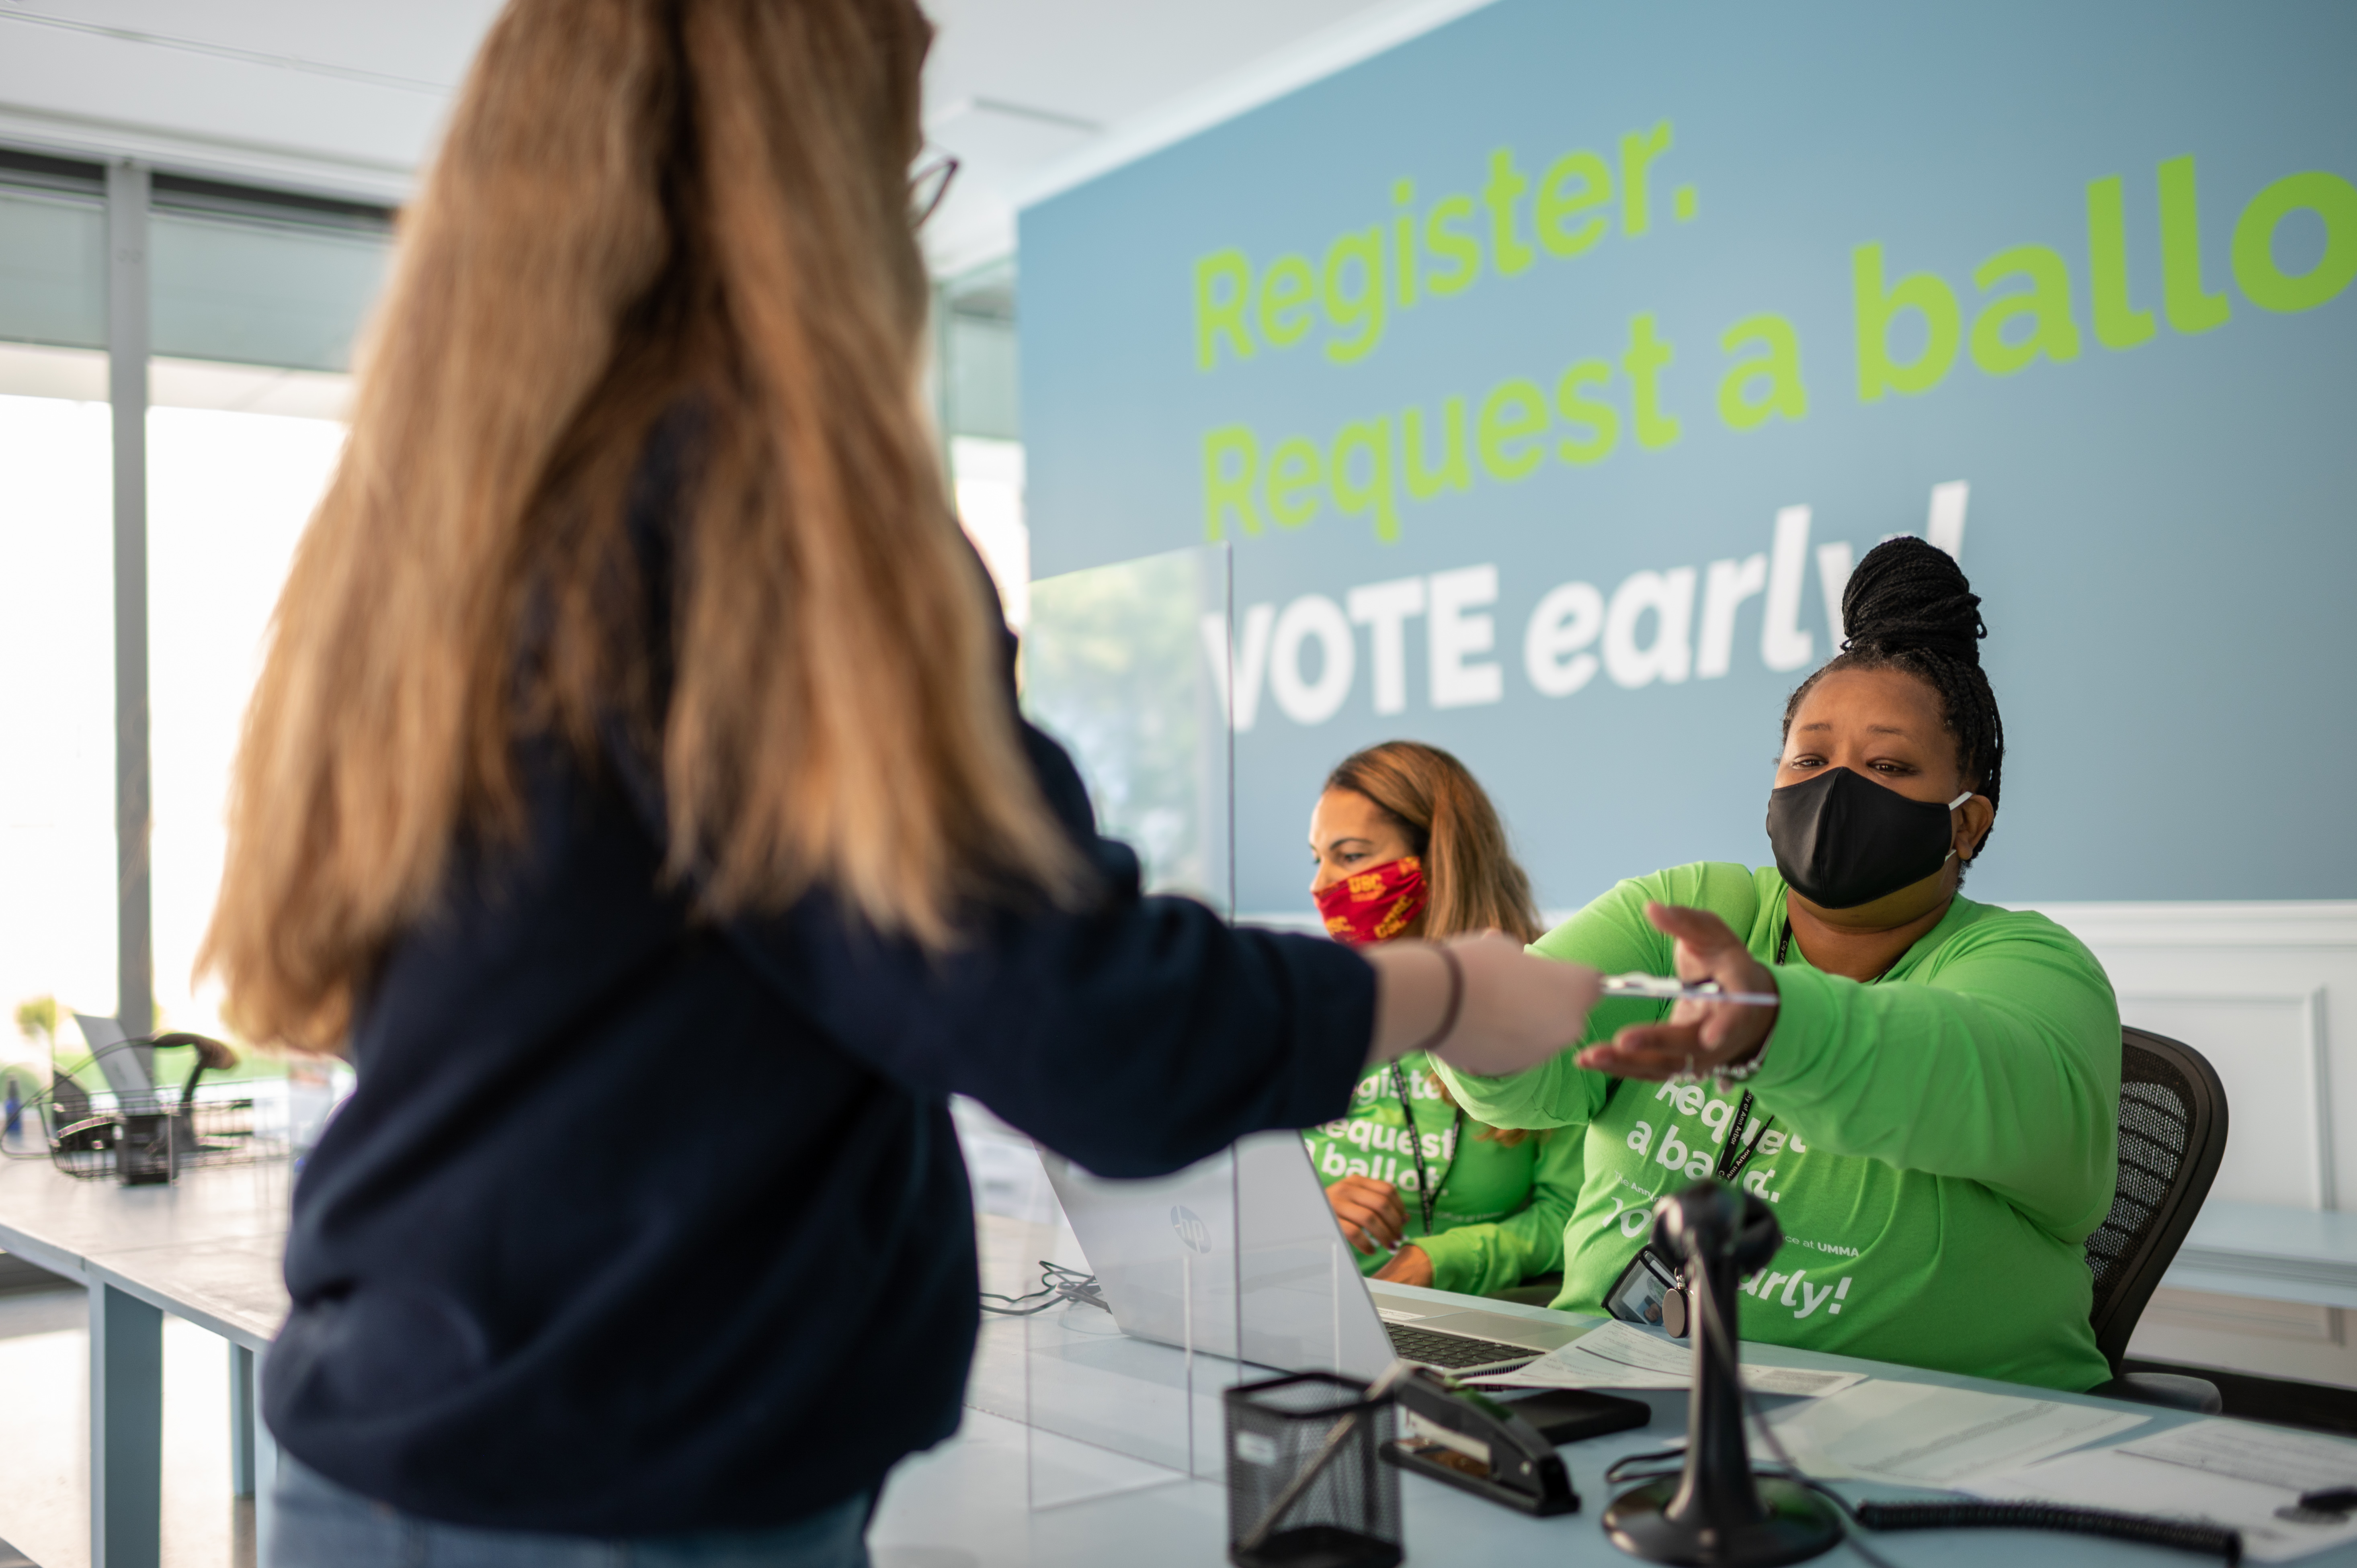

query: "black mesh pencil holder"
(1224, 1372), (1402, 1568)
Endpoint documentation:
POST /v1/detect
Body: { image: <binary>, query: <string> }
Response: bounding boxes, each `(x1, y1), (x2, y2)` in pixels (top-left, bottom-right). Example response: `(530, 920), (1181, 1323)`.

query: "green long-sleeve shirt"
(1302, 1050), (1582, 1297)
(1434, 863), (2119, 1392)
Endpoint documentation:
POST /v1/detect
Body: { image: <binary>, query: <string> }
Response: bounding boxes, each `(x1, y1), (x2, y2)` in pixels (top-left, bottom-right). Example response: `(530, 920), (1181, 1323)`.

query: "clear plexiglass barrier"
(1008, 543), (1240, 1506)
(1021, 541), (1232, 916)
(1001, 544), (1380, 1509)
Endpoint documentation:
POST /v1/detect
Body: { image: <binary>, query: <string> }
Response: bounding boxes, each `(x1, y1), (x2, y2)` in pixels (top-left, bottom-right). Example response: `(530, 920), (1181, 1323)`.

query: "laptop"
(1038, 1130), (1582, 1380)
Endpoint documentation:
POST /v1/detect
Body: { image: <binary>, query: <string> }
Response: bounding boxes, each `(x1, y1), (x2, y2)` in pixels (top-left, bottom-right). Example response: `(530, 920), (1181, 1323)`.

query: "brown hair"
(201, 0), (1078, 1048)
(1326, 742), (1545, 1146)
(1324, 741), (1543, 944)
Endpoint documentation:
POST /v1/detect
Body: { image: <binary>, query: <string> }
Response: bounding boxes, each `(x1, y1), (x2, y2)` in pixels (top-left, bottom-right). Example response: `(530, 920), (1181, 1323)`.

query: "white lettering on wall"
(1603, 567), (1697, 688)
(1198, 602), (1274, 731)
(1761, 504), (1817, 671)
(1814, 540), (1855, 653)
(1927, 480), (1970, 560)
(1524, 581), (1604, 697)
(1427, 563), (1503, 709)
(1346, 576), (1426, 716)
(1196, 484), (1964, 727)
(1268, 594), (1354, 725)
(1696, 553), (1768, 680)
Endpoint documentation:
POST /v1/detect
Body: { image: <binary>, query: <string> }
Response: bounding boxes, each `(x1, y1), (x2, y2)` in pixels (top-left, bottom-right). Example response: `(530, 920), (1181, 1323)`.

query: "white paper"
(2113, 1421), (2357, 1493)
(1478, 1320), (1863, 1398)
(1750, 1380), (2146, 1486)
(1970, 1421), (2357, 1564)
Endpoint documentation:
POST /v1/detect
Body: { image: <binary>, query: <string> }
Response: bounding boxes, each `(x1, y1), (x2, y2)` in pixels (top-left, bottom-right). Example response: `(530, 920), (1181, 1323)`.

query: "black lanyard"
(1711, 921), (1806, 1188)
(1388, 1062), (1463, 1234)
(1729, 914), (1879, 1181)
(1716, 1091), (1771, 1184)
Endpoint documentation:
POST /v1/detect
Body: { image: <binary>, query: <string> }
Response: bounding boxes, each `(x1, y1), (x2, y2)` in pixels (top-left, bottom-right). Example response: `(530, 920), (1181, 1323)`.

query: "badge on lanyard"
(1604, 1092), (1774, 1339)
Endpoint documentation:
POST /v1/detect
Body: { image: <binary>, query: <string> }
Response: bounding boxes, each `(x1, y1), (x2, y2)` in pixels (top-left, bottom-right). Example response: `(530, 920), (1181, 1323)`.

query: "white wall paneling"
(2028, 904), (2357, 1213)
(2030, 902), (2357, 1386)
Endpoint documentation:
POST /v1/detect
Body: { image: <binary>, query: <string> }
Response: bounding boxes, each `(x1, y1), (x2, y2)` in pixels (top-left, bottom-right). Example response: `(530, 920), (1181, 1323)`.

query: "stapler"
(1381, 1367), (1580, 1516)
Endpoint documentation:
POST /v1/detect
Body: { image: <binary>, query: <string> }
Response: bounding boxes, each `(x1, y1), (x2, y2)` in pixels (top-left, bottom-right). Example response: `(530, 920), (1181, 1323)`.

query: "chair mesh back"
(2084, 1030), (2227, 1372)
(2086, 1046), (2194, 1308)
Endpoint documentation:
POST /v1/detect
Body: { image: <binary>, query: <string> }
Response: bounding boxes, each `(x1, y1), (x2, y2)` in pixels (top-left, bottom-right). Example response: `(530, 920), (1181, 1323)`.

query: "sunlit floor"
(0, 1282), (252, 1568)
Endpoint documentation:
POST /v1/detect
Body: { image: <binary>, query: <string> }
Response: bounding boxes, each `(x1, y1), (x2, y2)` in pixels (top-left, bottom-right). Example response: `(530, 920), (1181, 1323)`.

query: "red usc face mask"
(1315, 856), (1427, 945)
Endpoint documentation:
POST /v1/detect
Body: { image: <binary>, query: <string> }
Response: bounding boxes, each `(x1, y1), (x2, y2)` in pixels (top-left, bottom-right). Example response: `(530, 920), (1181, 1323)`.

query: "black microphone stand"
(1602, 1180), (1842, 1567)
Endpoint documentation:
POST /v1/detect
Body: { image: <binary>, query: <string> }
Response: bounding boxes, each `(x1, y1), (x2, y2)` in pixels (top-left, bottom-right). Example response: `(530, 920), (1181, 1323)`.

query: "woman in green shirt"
(1438, 539), (2120, 1391)
(1305, 741), (1584, 1300)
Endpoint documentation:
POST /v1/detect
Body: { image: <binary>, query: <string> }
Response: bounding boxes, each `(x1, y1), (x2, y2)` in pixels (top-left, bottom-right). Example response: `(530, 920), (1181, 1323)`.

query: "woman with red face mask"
(1305, 742), (1583, 1296)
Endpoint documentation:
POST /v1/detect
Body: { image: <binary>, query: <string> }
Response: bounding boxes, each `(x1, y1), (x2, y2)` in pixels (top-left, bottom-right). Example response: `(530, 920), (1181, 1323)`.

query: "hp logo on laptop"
(1170, 1206), (1210, 1254)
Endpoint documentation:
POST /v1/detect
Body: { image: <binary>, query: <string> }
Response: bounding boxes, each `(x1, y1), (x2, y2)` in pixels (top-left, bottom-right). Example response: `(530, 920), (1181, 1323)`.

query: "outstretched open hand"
(1573, 902), (1780, 1082)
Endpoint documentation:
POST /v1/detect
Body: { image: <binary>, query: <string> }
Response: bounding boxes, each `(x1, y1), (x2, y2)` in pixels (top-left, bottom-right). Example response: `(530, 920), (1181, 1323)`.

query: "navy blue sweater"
(263, 604), (1373, 1535)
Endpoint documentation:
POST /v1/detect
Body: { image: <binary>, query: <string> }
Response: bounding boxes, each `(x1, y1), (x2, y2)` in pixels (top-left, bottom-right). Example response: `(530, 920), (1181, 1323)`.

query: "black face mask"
(1767, 767), (1972, 911)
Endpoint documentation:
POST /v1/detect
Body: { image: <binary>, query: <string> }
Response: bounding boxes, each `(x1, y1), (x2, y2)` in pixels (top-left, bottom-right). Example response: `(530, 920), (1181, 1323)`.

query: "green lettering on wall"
(1256, 255), (1315, 348)
(1404, 398), (1472, 498)
(1193, 250), (1256, 371)
(2158, 156), (2232, 335)
(1716, 314), (1809, 430)
(1392, 178), (1421, 308)
(2233, 171), (2357, 313)
(1621, 313), (1681, 449)
(1321, 227), (1388, 363)
(1619, 121), (1674, 237)
(1484, 147), (1536, 277)
(1424, 195), (1482, 296)
(1477, 378), (1550, 480)
(1202, 425), (1262, 539)
(1266, 436), (1326, 528)
(1331, 418), (1402, 542)
(2086, 176), (2156, 350)
(1535, 150), (1612, 258)
(1970, 245), (2082, 375)
(1852, 243), (1960, 401)
(1554, 360), (1619, 464)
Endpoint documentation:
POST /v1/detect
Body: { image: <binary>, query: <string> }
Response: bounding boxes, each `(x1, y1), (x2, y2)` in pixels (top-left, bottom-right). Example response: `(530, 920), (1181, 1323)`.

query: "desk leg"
(253, 1362), (281, 1568)
(230, 1343), (257, 1498)
(90, 1281), (163, 1568)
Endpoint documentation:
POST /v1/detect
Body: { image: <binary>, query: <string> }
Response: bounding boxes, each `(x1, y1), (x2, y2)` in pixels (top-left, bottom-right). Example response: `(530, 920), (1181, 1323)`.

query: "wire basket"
(1224, 1372), (1402, 1568)
(3, 1033), (283, 1184)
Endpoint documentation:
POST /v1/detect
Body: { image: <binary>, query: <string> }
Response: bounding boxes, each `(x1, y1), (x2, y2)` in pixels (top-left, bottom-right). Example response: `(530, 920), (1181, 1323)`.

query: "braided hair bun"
(1781, 535), (2006, 858)
(1842, 536), (1986, 665)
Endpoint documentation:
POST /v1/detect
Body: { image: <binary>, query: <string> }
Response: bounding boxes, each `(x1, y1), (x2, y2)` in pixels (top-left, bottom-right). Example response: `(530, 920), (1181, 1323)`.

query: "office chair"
(2084, 1027), (2229, 1413)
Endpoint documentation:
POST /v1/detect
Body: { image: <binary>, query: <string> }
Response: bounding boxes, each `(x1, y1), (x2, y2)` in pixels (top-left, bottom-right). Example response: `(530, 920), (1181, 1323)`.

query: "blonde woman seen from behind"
(1306, 742), (1582, 1298)
(200, 4), (1599, 1564)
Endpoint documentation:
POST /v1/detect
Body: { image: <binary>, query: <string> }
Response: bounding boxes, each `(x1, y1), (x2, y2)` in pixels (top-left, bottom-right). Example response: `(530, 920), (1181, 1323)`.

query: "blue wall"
(1020, 0), (2357, 917)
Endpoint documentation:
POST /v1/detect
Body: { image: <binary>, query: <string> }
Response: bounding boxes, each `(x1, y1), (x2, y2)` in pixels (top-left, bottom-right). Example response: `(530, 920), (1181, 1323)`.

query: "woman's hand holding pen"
(1575, 902), (1779, 1083)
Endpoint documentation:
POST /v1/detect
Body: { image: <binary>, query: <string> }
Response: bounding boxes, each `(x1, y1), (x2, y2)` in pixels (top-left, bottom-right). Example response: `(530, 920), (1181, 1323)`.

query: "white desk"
(11, 1159), (2357, 1568)
(876, 1277), (2357, 1568)
(2166, 1201), (2357, 1310)
(0, 1155), (289, 1568)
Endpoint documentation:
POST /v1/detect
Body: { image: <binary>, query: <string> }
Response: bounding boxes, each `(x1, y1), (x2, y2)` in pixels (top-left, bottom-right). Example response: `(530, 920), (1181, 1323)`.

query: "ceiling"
(0, 0), (1482, 275)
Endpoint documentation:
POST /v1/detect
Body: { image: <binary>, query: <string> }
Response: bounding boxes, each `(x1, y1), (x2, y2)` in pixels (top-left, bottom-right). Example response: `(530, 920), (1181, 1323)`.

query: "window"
(147, 386), (348, 1037)
(0, 362), (116, 1066)
(0, 147), (391, 1061)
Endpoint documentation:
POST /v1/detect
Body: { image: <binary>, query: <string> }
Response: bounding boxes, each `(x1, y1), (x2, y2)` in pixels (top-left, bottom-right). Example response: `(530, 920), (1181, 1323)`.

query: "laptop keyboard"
(1384, 1323), (1539, 1369)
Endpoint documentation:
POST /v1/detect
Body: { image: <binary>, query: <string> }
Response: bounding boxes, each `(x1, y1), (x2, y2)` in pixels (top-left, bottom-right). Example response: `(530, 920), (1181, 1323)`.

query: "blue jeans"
(269, 1457), (873, 1568)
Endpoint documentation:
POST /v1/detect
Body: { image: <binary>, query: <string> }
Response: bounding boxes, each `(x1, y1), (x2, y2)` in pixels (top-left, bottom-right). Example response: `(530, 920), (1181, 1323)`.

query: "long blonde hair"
(203, 0), (1078, 1048)
(1324, 741), (1543, 944)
